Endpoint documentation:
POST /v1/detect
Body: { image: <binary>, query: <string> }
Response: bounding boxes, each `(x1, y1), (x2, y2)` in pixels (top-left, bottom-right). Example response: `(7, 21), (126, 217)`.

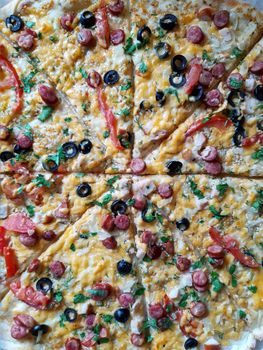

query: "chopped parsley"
(22, 70), (38, 93)
(103, 130), (110, 138)
(231, 47), (243, 58)
(32, 174), (51, 188)
(239, 310), (246, 319)
(73, 293), (89, 304)
(38, 106), (54, 122)
(251, 189), (263, 214)
(64, 117), (72, 122)
(126, 198), (135, 206)
(138, 61), (148, 73)
(26, 205), (35, 217)
(59, 313), (67, 328)
(216, 183), (229, 197)
(164, 87), (180, 103)
(209, 205), (228, 220)
(228, 76), (243, 89)
(79, 67), (88, 79)
(88, 289), (108, 298)
(142, 318), (158, 331)
(123, 36), (137, 55)
(132, 284), (145, 297)
(189, 179), (204, 199)
(118, 108), (130, 117)
(107, 176), (120, 187)
(93, 193), (112, 207)
(202, 49), (211, 61)
(49, 35), (58, 43)
(228, 264), (237, 287)
(156, 26), (166, 38)
(191, 256), (206, 269)
(54, 291), (63, 303)
(251, 148), (263, 161)
(120, 80), (132, 91)
(26, 21), (35, 28)
(79, 232), (97, 239)
(248, 285), (257, 294)
(70, 243), (76, 252)
(210, 271), (224, 292)
(101, 314), (113, 323)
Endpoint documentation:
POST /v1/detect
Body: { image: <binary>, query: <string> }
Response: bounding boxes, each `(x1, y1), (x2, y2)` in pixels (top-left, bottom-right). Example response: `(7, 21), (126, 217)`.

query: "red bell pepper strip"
(0, 227), (8, 255)
(3, 246), (19, 278)
(0, 55), (23, 114)
(0, 77), (14, 91)
(185, 114), (233, 138)
(184, 64), (202, 95)
(96, 0), (110, 49)
(98, 88), (124, 150)
(242, 133), (263, 147)
(209, 227), (260, 268)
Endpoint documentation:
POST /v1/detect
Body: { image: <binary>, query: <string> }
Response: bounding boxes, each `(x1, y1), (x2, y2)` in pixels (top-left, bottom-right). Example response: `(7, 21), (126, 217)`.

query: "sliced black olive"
(62, 142), (79, 159)
(5, 15), (24, 32)
(227, 108), (241, 125)
(184, 337), (198, 349)
(119, 132), (133, 149)
(0, 151), (15, 162)
(254, 84), (263, 101)
(14, 145), (30, 154)
(111, 199), (127, 215)
(169, 73), (186, 88)
(189, 85), (204, 102)
(64, 308), (78, 322)
(114, 308), (130, 323)
(157, 317), (172, 331)
(117, 259), (132, 275)
(154, 42), (171, 59)
(137, 25), (151, 43)
(176, 218), (190, 231)
(257, 118), (263, 131)
(42, 157), (58, 172)
(76, 183), (92, 197)
(80, 11), (96, 28)
(142, 204), (155, 223)
(227, 90), (246, 108)
(36, 277), (53, 294)
(104, 70), (119, 85)
(159, 14), (177, 31)
(171, 55), (187, 73)
(233, 126), (246, 147)
(30, 324), (49, 337)
(139, 100), (153, 111)
(166, 160), (182, 176)
(79, 139), (92, 154)
(156, 90), (166, 106)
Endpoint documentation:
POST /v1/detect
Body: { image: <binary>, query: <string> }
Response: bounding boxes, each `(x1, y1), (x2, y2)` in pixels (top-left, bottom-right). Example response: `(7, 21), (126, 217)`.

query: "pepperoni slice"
(110, 29), (125, 45)
(250, 61), (263, 75)
(184, 64), (202, 94)
(147, 244), (162, 259)
(197, 6), (214, 21)
(204, 161), (222, 175)
(19, 233), (38, 247)
(17, 133), (33, 149)
(131, 333), (146, 347)
(114, 214), (130, 230)
(176, 256), (191, 271)
(157, 183), (173, 198)
(118, 293), (134, 307)
(213, 10), (229, 29)
(11, 324), (29, 339)
(211, 63), (225, 79)
(89, 282), (112, 301)
(162, 240), (174, 255)
(149, 303), (165, 319)
(38, 85), (58, 106)
(102, 236), (117, 249)
(199, 69), (213, 87)
(65, 337), (81, 350)
(108, 0), (124, 15)
(133, 195), (147, 211)
(207, 245), (225, 259)
(130, 158), (146, 174)
(13, 314), (36, 329)
(60, 14), (74, 31)
(77, 28), (94, 46)
(192, 270), (208, 287)
(86, 70), (102, 88)
(141, 230), (157, 245)
(101, 214), (115, 231)
(201, 146), (218, 162)
(205, 89), (223, 107)
(85, 314), (96, 329)
(17, 31), (35, 51)
(190, 301), (207, 318)
(49, 260), (66, 278)
(28, 258), (40, 273)
(186, 26), (204, 44)
(3, 213), (36, 234)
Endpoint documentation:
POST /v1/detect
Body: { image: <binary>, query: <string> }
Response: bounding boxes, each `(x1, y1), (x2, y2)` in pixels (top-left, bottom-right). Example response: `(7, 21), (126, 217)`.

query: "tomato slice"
(184, 64), (202, 94)
(98, 88), (124, 150)
(242, 133), (263, 147)
(0, 55), (23, 114)
(3, 246), (19, 278)
(96, 1), (110, 49)
(185, 114), (233, 138)
(3, 213), (36, 234)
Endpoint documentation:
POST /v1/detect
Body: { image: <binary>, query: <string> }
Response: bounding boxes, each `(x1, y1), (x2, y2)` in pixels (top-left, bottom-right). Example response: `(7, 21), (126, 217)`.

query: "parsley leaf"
(79, 67), (88, 79)
(139, 61), (148, 73)
(210, 271), (224, 292)
(120, 81), (132, 91)
(22, 70), (38, 93)
(70, 243), (76, 252)
(209, 205), (228, 220)
(73, 293), (89, 304)
(239, 310), (246, 319)
(231, 47), (243, 58)
(94, 193), (112, 207)
(107, 176), (120, 187)
(189, 179), (204, 199)
(38, 106), (53, 122)
(216, 183), (229, 197)
(251, 148), (263, 161)
(164, 87), (180, 103)
(248, 285), (257, 294)
(54, 291), (63, 303)
(101, 314), (113, 323)
(32, 174), (51, 188)
(26, 205), (35, 217)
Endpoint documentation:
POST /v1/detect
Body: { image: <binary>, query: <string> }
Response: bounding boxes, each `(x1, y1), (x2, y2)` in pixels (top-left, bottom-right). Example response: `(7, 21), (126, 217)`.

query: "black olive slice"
(166, 160), (182, 176)
(233, 126), (246, 147)
(227, 90), (246, 108)
(117, 259), (132, 275)
(184, 337), (198, 349)
(254, 84), (263, 101)
(80, 11), (96, 28)
(139, 100), (153, 111)
(159, 14), (178, 31)
(30, 324), (49, 337)
(141, 204), (156, 223)
(171, 55), (187, 72)
(154, 42), (171, 59)
(36, 277), (53, 294)
(156, 90), (166, 106)
(111, 199), (127, 215)
(257, 118), (263, 131)
(176, 218), (190, 231)
(104, 70), (120, 85)
(5, 15), (24, 32)
(114, 308), (130, 323)
(79, 139), (92, 154)
(62, 142), (79, 159)
(137, 25), (151, 43)
(42, 157), (58, 172)
(64, 308), (78, 322)
(76, 183), (92, 197)
(169, 73), (186, 88)
(119, 131), (133, 148)
(189, 85), (204, 102)
(0, 151), (15, 162)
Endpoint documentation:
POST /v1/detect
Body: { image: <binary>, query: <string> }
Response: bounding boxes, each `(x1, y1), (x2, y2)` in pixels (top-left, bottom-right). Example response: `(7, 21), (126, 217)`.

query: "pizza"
(0, 0), (262, 349)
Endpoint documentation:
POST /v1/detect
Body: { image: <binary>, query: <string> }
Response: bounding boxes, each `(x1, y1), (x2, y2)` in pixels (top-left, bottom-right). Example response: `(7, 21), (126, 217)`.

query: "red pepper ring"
(242, 132), (263, 147)
(0, 54), (23, 114)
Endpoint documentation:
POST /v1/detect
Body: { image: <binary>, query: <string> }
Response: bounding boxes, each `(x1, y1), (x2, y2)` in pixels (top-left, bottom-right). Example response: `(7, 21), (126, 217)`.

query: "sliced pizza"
(0, 175), (149, 349)
(142, 37), (263, 176)
(128, 0), (263, 162)
(0, 0), (133, 173)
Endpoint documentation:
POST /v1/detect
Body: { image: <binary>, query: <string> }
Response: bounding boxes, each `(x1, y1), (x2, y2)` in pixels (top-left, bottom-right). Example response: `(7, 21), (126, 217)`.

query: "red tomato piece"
(3, 246), (19, 277)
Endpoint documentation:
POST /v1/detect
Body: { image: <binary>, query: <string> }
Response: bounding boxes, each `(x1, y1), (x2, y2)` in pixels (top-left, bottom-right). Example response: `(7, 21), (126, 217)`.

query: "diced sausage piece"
(27, 258), (40, 272)
(17, 31), (34, 50)
(141, 230), (157, 245)
(186, 26), (204, 44)
(11, 324), (29, 339)
(19, 233), (38, 247)
(65, 337), (81, 350)
(101, 214), (115, 231)
(85, 314), (96, 329)
(199, 70), (213, 87)
(157, 183), (173, 199)
(204, 161), (222, 175)
(207, 245), (225, 259)
(60, 14), (74, 31)
(250, 61), (263, 75)
(77, 28), (94, 46)
(192, 270), (208, 287)
(201, 146), (218, 162)
(162, 240), (174, 255)
(211, 63), (225, 78)
(176, 256), (191, 271)
(110, 29), (125, 45)
(226, 73), (243, 90)
(213, 10), (229, 29)
(131, 333), (146, 347)
(205, 89), (223, 107)
(42, 230), (56, 241)
(114, 214), (130, 230)
(133, 195), (147, 211)
(86, 70), (102, 89)
(130, 158), (146, 174)
(13, 314), (36, 329)
(49, 260), (66, 278)
(38, 85), (58, 106)
(118, 293), (134, 307)
(102, 236), (117, 249)
(0, 125), (10, 140)
(90, 282), (112, 301)
(108, 0), (124, 15)
(197, 6), (214, 21)
(190, 301), (207, 318)
(149, 303), (165, 319)
(147, 244), (162, 259)
(17, 133), (33, 149)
